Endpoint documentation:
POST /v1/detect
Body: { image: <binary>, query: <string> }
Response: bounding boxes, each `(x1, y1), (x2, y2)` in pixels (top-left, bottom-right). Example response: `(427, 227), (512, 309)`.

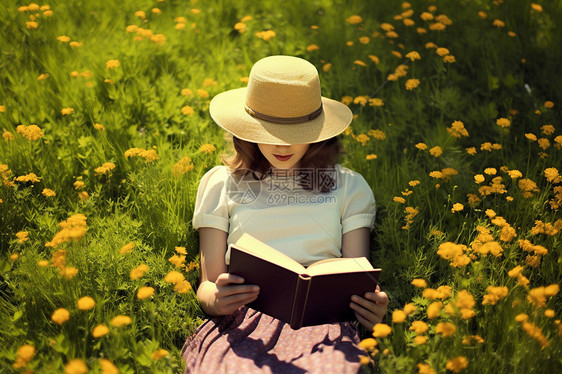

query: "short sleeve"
(192, 165), (230, 232)
(341, 170), (376, 234)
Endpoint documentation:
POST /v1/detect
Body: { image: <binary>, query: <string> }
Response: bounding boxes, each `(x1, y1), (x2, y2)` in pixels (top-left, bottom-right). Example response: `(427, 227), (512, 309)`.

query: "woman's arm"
(342, 228), (389, 331)
(196, 227), (260, 316)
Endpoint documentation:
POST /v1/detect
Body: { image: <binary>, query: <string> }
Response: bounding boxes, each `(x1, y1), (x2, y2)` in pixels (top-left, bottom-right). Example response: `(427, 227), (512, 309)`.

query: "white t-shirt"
(192, 164), (376, 267)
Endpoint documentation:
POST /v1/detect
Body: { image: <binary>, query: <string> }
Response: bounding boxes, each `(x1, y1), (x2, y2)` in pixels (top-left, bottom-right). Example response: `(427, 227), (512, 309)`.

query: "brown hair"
(221, 135), (346, 192)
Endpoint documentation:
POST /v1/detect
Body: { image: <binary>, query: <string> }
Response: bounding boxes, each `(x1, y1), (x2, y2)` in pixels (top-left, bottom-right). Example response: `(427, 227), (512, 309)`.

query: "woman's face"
(257, 143), (310, 175)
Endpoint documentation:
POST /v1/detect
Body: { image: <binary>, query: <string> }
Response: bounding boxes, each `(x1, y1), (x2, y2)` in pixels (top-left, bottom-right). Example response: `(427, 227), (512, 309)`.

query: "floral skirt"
(182, 306), (367, 373)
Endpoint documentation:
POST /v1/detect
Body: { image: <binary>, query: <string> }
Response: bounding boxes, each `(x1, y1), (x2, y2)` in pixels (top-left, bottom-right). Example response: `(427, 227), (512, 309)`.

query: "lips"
(274, 154), (293, 161)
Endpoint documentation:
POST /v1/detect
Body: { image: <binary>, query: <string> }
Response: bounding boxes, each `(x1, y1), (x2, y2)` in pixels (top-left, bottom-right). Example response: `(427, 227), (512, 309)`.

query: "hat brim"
(209, 87), (352, 145)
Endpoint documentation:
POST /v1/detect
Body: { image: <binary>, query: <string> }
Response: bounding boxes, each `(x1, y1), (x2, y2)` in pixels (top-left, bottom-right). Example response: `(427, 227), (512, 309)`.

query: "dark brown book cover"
(227, 235), (381, 329)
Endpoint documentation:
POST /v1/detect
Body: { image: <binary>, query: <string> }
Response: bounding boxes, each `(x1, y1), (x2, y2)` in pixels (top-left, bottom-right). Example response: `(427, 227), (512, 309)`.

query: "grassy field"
(1, 0), (561, 372)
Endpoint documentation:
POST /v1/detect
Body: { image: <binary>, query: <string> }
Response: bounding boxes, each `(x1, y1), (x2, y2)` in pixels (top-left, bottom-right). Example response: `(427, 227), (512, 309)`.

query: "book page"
(235, 233), (306, 274)
(306, 257), (375, 276)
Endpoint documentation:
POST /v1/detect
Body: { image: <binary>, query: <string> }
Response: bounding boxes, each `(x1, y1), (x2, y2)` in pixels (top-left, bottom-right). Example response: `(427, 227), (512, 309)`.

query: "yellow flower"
(16, 124), (44, 140)
(16, 231), (29, 243)
(99, 358), (119, 374)
(2, 129), (14, 141)
(15, 172), (40, 184)
(451, 203), (464, 213)
(531, 3), (543, 12)
(164, 270), (185, 284)
(456, 290), (475, 310)
(61, 108), (74, 115)
(137, 286), (155, 299)
(51, 308), (70, 325)
(92, 324), (109, 338)
(462, 335), (485, 345)
(234, 22), (246, 33)
(130, 264), (149, 280)
(353, 60), (367, 67)
(405, 79), (420, 90)
(106, 59), (120, 69)
(411, 278), (427, 288)
(522, 322), (549, 348)
(372, 323), (392, 338)
(368, 129), (386, 140)
(393, 196), (406, 204)
(110, 315), (132, 327)
(493, 19), (505, 28)
(413, 335), (427, 345)
(65, 359), (88, 374)
(443, 55), (455, 63)
(77, 296), (96, 311)
(306, 44), (320, 52)
(358, 338), (378, 350)
(366, 154), (377, 160)
(405, 51), (421, 61)
(368, 98), (384, 107)
(435, 322), (456, 337)
(415, 143), (427, 150)
(37, 73), (49, 80)
(427, 301), (443, 319)
(420, 12), (434, 21)
(69, 41), (83, 48)
(120, 242), (135, 254)
(429, 146), (442, 157)
(409, 320), (428, 334)
(447, 121), (469, 138)
(135, 10), (146, 19)
(199, 144), (216, 154)
(436, 47), (450, 56)
(255, 30), (276, 41)
(57, 35), (70, 42)
(525, 133), (537, 141)
(13, 344), (36, 368)
(175, 280), (193, 293)
(403, 303), (416, 315)
(359, 36), (370, 44)
(544, 309), (555, 318)
(368, 55), (380, 64)
(38, 260), (49, 266)
(181, 105), (194, 116)
(417, 363), (436, 374)
(541, 124), (555, 135)
(544, 101), (554, 108)
(496, 118), (510, 128)
(152, 349), (169, 360)
(94, 162), (116, 176)
(181, 88), (194, 97)
(482, 286), (509, 305)
(60, 266), (79, 279)
(392, 310), (407, 323)
(173, 156), (194, 176)
(446, 356), (469, 373)
(26, 21), (39, 29)
(346, 15), (363, 24)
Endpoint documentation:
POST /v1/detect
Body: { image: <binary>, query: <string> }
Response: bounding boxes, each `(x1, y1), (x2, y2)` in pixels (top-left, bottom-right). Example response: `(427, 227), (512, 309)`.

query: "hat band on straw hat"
(244, 104), (323, 124)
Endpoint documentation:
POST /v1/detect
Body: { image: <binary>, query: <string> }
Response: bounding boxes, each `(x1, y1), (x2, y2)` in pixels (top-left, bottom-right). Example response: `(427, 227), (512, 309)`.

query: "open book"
(227, 233), (381, 330)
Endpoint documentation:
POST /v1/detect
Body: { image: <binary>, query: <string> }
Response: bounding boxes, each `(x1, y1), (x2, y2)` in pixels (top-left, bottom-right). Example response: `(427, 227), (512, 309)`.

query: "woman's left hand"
(350, 284), (389, 331)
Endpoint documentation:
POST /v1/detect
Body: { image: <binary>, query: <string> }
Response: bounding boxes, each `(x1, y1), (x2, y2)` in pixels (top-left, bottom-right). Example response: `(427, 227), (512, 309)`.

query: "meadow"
(0, 0), (561, 372)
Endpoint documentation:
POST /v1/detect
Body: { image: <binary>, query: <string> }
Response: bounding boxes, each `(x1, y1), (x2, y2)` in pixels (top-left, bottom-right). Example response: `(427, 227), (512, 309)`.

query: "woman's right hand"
(210, 273), (260, 315)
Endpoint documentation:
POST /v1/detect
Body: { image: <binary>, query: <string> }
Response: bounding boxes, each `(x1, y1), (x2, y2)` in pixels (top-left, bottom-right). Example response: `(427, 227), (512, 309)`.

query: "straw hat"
(209, 55), (352, 145)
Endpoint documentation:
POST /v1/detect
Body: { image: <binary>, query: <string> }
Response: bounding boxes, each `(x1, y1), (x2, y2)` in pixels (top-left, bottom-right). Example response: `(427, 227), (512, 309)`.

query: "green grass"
(1, 0), (561, 372)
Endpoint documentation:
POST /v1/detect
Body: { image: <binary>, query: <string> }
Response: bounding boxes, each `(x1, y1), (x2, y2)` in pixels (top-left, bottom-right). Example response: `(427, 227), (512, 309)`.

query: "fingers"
(354, 310), (372, 330)
(216, 273), (245, 287)
(370, 291), (389, 306)
(350, 297), (378, 322)
(219, 284), (260, 297)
